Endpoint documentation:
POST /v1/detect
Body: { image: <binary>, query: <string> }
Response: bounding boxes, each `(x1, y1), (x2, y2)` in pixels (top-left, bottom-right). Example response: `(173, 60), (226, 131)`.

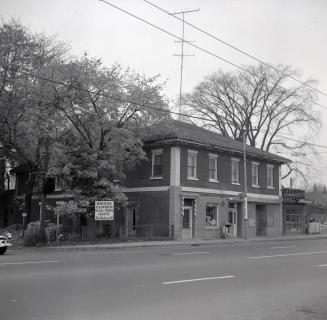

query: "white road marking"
(316, 264), (327, 267)
(249, 250), (327, 259)
(269, 245), (296, 249)
(162, 275), (235, 284)
(0, 260), (60, 266)
(171, 251), (210, 256)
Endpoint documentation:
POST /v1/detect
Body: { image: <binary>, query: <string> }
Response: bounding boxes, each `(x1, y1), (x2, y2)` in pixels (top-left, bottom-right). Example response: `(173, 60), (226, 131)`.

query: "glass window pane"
(188, 153), (196, 178)
(152, 154), (162, 177)
(206, 205), (218, 226)
(183, 209), (190, 228)
(232, 160), (239, 183)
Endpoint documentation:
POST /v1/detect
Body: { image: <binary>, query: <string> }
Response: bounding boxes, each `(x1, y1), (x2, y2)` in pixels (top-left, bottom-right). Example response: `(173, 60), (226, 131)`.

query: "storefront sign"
(95, 201), (114, 221)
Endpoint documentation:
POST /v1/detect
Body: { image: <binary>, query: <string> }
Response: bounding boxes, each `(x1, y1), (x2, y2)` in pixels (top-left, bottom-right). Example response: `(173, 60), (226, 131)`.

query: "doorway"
(127, 206), (137, 237)
(256, 205), (267, 236)
(228, 209), (238, 237)
(182, 206), (193, 240)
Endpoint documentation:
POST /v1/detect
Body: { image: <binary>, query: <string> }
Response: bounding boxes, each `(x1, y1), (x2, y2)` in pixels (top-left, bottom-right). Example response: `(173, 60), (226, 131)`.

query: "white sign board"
(95, 201), (114, 221)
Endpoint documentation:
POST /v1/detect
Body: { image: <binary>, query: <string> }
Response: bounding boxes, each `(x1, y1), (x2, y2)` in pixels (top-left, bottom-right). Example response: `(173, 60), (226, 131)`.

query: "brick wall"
(124, 146), (171, 188)
(179, 146), (280, 196)
(126, 191), (170, 226)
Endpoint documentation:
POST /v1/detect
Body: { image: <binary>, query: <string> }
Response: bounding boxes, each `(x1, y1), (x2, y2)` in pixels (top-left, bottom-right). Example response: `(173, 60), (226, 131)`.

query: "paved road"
(1, 239), (327, 320)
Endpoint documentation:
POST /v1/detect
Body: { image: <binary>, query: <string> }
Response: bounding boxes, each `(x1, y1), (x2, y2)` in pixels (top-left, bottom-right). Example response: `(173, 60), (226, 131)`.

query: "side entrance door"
(256, 205), (267, 236)
(228, 209), (238, 237)
(126, 207), (137, 238)
(182, 206), (193, 240)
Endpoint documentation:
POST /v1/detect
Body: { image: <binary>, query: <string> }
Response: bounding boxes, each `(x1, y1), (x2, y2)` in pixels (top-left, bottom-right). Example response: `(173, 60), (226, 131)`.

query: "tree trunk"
(24, 172), (37, 227)
(0, 158), (5, 192)
(38, 141), (50, 240)
(39, 192), (46, 241)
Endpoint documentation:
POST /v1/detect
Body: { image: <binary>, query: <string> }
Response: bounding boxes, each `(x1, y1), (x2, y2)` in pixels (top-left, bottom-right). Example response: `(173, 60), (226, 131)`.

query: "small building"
(0, 164), (75, 232)
(123, 120), (289, 240)
(1, 120), (290, 241)
(282, 188), (327, 234)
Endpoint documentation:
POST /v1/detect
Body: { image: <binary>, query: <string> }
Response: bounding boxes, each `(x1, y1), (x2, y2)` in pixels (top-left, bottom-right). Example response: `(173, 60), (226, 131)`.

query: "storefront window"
(206, 205), (218, 227)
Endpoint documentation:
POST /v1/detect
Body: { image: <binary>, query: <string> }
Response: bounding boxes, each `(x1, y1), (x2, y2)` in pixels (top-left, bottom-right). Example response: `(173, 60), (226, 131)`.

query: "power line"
(143, 0), (327, 100)
(3, 63), (327, 155)
(98, 0), (327, 113)
(1, 71), (214, 124)
(3, 70), (327, 152)
(98, 0), (256, 76)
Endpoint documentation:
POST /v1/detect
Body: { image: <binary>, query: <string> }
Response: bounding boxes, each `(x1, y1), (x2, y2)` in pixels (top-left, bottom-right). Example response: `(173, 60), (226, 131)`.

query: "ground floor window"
(206, 204), (218, 227)
(285, 213), (303, 232)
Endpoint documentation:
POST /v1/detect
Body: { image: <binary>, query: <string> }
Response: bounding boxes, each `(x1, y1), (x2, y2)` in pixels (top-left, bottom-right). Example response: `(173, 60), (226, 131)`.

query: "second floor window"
(231, 158), (239, 184)
(267, 165), (274, 188)
(151, 149), (163, 178)
(187, 150), (198, 179)
(252, 162), (259, 187)
(209, 154), (218, 181)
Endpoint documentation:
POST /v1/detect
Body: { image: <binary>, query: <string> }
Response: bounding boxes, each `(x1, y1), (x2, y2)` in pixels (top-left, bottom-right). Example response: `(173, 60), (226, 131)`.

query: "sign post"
(95, 201), (114, 221)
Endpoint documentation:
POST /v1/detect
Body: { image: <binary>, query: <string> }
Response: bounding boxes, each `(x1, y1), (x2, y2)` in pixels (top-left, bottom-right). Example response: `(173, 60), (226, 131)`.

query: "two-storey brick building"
(123, 120), (289, 240)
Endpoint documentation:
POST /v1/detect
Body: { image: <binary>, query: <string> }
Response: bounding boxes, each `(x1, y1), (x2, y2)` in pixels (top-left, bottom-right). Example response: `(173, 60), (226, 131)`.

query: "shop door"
(228, 209), (238, 237)
(127, 207), (137, 237)
(182, 206), (193, 240)
(256, 205), (267, 236)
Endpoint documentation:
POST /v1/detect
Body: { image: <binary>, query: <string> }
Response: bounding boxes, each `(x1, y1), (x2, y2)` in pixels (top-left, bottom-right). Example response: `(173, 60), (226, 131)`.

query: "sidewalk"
(35, 233), (327, 251)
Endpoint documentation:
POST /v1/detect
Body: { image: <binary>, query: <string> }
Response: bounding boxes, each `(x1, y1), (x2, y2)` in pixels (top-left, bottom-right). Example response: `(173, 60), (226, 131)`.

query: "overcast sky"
(2, 0), (327, 187)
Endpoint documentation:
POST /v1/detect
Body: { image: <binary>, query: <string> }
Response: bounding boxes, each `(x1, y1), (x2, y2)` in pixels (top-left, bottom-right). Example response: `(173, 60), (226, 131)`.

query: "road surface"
(1, 239), (327, 320)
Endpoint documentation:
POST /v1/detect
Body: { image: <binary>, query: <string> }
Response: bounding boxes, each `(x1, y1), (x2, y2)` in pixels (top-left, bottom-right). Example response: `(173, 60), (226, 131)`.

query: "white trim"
(187, 177), (199, 181)
(170, 147), (180, 186)
(180, 186), (281, 202)
(187, 150), (198, 179)
(209, 154), (218, 181)
(187, 149), (198, 154)
(121, 186), (281, 202)
(151, 148), (163, 154)
(122, 186), (170, 193)
(209, 153), (218, 158)
(267, 164), (274, 188)
(151, 149), (163, 179)
(209, 179), (219, 183)
(251, 162), (259, 187)
(181, 186), (239, 196)
(231, 158), (239, 184)
(149, 177), (163, 180)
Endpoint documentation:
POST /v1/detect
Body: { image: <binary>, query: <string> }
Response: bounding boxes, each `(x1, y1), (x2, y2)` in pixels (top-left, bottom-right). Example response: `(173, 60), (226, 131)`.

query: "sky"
(1, 0), (327, 187)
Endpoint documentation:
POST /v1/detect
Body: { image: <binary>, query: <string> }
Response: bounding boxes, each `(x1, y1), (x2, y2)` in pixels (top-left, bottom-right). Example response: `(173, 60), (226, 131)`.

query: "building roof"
(144, 120), (290, 163)
(10, 163), (33, 174)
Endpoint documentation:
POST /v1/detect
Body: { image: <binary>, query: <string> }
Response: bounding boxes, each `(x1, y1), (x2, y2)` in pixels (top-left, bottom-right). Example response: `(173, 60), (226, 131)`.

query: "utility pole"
(171, 8), (199, 119)
(243, 132), (248, 240)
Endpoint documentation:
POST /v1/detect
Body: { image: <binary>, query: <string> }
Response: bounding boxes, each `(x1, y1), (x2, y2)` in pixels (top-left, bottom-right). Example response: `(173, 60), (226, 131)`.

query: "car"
(0, 232), (12, 255)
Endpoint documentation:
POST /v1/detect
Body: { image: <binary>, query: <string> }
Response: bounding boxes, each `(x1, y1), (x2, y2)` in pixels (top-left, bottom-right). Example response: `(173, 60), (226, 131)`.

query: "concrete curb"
(11, 234), (327, 252)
